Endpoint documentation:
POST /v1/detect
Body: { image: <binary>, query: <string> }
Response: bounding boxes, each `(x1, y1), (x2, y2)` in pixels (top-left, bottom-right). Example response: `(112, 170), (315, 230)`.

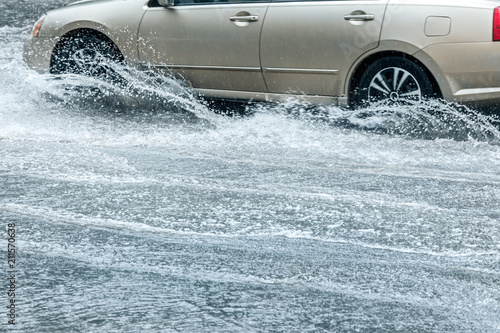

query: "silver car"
(23, 0), (500, 108)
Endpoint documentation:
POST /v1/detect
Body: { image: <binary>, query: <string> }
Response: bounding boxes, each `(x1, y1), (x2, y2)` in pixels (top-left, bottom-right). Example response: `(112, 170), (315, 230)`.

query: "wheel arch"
(50, 28), (125, 73)
(347, 51), (442, 107)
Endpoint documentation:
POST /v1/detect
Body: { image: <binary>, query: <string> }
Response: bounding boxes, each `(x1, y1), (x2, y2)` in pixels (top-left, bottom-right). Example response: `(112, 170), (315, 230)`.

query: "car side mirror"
(158, 0), (175, 7)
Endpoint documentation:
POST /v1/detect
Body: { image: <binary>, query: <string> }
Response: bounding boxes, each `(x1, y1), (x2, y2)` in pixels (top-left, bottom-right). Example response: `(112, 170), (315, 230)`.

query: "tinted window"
(175, 0), (268, 5)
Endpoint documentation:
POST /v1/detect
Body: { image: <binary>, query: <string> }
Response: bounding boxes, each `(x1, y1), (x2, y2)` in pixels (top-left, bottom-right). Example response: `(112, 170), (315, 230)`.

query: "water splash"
(16, 64), (500, 147)
(349, 101), (500, 142)
(249, 99), (500, 143)
(3, 24), (500, 144)
(38, 64), (216, 122)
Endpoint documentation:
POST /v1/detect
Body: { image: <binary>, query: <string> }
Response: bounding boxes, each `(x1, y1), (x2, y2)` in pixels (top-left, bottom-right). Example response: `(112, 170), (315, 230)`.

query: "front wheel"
(352, 57), (438, 108)
(51, 36), (124, 82)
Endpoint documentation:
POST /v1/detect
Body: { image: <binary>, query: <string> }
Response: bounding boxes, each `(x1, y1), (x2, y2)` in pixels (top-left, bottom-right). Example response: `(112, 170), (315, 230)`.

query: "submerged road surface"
(1, 2), (500, 331)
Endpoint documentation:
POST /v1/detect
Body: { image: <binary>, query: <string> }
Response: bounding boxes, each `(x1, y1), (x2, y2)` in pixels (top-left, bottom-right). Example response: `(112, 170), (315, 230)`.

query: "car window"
(174, 0), (269, 5)
(148, 0), (268, 8)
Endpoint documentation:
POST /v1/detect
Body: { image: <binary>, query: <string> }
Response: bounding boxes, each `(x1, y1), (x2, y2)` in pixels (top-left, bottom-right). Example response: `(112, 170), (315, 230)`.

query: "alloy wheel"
(367, 67), (422, 105)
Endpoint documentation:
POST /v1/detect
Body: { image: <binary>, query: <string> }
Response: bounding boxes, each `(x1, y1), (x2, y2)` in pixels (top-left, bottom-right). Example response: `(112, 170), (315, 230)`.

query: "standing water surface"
(1, 1), (500, 331)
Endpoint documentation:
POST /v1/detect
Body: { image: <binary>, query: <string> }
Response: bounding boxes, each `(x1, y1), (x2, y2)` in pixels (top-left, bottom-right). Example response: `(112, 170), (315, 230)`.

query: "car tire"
(51, 36), (123, 82)
(352, 57), (437, 108)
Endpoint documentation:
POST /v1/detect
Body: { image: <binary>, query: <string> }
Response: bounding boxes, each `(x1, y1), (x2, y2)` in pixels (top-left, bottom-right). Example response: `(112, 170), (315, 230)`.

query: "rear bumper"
(416, 42), (500, 107)
(23, 36), (60, 73)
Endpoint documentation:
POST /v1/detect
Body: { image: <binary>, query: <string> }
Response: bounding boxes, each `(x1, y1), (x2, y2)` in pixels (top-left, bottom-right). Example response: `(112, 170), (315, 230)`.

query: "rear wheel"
(352, 57), (437, 108)
(51, 36), (123, 82)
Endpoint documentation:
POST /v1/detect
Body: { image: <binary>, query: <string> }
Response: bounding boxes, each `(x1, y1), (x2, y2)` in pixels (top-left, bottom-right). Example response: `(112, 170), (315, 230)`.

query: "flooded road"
(1, 1), (500, 331)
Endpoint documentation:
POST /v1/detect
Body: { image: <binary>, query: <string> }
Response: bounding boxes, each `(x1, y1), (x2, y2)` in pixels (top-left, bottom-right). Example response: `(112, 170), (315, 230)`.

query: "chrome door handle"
(230, 15), (259, 22)
(344, 14), (375, 21)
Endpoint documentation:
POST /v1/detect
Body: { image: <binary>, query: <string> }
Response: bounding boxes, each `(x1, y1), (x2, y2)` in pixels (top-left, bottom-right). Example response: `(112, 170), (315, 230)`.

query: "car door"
(260, 0), (389, 97)
(137, 0), (270, 92)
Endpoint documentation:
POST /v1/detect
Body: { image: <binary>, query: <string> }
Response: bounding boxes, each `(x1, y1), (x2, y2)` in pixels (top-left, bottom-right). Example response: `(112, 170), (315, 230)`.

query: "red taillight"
(494, 7), (500, 41)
